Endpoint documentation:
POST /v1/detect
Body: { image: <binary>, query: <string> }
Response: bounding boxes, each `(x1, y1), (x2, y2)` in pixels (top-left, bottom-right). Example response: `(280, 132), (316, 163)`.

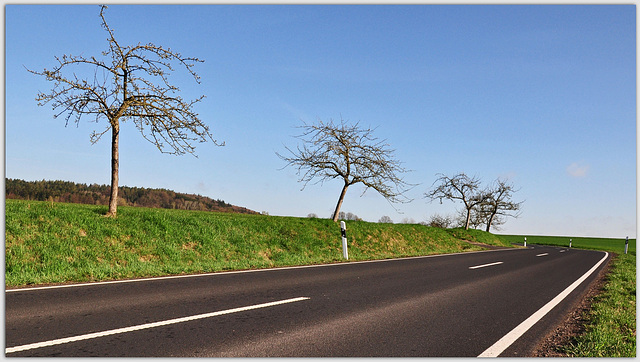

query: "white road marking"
(536, 253), (549, 257)
(478, 251), (609, 357)
(5, 296), (310, 354)
(560, 250), (566, 253)
(6, 248), (517, 293)
(469, 261), (503, 269)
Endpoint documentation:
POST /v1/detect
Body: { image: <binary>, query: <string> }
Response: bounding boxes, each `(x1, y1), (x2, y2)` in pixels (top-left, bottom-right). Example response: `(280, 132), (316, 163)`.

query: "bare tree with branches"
(425, 173), (490, 230)
(426, 213), (454, 229)
(479, 178), (523, 232)
(277, 118), (413, 222)
(27, 5), (222, 217)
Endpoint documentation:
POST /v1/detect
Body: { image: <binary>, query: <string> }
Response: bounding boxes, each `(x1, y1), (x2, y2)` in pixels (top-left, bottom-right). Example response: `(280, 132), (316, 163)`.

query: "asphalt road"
(5, 245), (609, 357)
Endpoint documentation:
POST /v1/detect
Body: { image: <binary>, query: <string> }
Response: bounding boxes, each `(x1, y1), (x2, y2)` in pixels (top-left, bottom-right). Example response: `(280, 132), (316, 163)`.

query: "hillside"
(5, 178), (257, 215)
(5, 199), (511, 287)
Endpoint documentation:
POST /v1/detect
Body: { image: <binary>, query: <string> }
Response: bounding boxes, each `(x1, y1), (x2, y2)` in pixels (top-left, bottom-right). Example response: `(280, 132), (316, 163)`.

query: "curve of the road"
(5, 245), (609, 357)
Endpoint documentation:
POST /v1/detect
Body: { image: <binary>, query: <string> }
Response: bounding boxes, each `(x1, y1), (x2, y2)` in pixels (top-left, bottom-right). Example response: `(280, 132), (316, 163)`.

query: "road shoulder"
(531, 253), (613, 356)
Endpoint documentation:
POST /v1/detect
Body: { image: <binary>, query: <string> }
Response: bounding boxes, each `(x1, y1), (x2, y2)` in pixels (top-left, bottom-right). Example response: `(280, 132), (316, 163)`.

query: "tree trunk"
(106, 122), (119, 217)
(485, 213), (495, 232)
(332, 183), (349, 222)
(464, 208), (471, 230)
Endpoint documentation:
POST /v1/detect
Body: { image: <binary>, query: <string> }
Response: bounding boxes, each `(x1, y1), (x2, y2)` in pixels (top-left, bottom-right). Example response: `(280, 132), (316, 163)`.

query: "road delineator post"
(523, 237), (526, 247)
(625, 236), (629, 254)
(569, 239), (572, 248)
(340, 221), (348, 260)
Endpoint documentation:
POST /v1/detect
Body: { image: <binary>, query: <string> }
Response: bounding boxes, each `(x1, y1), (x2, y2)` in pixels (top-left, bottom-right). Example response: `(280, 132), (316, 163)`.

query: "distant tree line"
(5, 178), (257, 215)
(333, 211), (363, 221)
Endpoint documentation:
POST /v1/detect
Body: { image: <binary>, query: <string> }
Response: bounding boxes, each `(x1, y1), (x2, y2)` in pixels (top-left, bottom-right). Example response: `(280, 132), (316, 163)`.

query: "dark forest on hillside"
(5, 178), (257, 214)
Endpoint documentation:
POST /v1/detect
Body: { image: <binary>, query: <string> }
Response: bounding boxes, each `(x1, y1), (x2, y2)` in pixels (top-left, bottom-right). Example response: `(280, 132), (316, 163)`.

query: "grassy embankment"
(501, 234), (636, 357)
(6, 199), (511, 287)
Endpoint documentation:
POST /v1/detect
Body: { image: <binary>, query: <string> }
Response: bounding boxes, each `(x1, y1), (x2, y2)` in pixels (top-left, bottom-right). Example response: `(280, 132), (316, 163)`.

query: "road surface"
(5, 245), (609, 357)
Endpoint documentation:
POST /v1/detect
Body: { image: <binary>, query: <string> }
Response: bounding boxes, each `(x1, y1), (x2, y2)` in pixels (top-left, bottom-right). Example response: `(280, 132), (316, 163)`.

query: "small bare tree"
(425, 173), (490, 230)
(28, 6), (221, 217)
(426, 213), (454, 229)
(277, 118), (412, 222)
(480, 179), (523, 232)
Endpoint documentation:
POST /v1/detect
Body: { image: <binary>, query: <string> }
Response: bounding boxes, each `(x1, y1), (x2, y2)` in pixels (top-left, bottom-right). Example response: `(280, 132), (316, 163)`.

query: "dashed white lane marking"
(469, 261), (504, 269)
(478, 252), (609, 357)
(536, 253), (549, 257)
(5, 297), (310, 354)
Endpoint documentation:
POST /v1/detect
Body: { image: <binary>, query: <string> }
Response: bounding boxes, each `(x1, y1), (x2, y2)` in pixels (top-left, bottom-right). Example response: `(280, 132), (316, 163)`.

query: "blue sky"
(5, 4), (636, 238)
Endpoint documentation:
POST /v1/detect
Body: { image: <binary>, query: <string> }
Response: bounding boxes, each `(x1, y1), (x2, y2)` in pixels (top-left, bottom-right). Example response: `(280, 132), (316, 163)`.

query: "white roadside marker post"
(625, 236), (629, 254)
(569, 239), (572, 248)
(523, 237), (526, 247)
(340, 221), (349, 260)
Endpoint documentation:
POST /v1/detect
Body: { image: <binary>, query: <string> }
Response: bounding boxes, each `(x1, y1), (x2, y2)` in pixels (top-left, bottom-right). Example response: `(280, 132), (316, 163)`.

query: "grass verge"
(500, 234), (636, 357)
(563, 253), (636, 357)
(5, 199), (508, 287)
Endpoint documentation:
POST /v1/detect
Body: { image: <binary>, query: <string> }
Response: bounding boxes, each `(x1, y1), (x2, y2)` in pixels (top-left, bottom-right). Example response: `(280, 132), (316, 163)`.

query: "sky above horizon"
(4, 4), (636, 238)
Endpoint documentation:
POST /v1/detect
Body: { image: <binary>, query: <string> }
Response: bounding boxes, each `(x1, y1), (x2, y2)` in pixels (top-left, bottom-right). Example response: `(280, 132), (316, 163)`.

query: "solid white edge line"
(5, 296), (310, 354)
(6, 248), (519, 293)
(469, 261), (504, 269)
(478, 251), (609, 357)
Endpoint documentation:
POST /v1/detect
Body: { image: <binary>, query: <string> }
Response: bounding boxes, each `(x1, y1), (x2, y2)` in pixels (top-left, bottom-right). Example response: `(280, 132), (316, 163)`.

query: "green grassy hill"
(6, 199), (511, 287)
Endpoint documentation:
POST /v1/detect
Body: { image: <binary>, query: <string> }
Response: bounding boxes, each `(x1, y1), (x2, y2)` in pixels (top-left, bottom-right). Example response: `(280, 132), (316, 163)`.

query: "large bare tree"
(277, 119), (412, 222)
(479, 178), (523, 232)
(28, 5), (221, 217)
(425, 173), (490, 230)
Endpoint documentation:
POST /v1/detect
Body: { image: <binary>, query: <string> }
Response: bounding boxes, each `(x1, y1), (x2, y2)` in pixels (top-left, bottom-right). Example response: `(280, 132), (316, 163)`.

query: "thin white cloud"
(279, 101), (312, 122)
(567, 162), (590, 178)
